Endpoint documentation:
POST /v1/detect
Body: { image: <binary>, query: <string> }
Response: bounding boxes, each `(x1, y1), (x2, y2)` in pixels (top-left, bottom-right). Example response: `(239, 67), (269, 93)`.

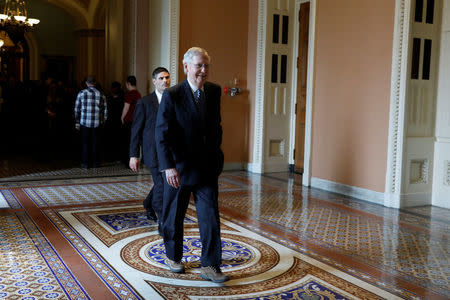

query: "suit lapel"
(150, 92), (159, 110)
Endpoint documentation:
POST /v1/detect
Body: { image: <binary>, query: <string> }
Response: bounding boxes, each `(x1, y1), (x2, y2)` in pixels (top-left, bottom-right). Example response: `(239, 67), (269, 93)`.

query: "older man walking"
(156, 47), (228, 283)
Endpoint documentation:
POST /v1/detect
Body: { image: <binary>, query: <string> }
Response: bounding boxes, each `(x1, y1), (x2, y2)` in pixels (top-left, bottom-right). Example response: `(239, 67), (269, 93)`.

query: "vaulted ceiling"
(43, 0), (104, 29)
(72, 0), (91, 10)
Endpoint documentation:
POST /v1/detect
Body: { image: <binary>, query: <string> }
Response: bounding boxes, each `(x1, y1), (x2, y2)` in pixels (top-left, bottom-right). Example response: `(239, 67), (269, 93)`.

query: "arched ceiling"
(73, 0), (90, 10)
(43, 0), (104, 29)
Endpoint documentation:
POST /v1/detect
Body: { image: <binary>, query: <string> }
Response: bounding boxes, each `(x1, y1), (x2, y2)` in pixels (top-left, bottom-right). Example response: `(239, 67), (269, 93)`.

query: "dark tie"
(194, 89), (205, 126)
(194, 89), (203, 105)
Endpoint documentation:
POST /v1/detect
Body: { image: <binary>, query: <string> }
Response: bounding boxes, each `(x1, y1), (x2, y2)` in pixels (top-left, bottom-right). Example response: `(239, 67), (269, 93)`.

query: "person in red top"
(121, 75), (141, 164)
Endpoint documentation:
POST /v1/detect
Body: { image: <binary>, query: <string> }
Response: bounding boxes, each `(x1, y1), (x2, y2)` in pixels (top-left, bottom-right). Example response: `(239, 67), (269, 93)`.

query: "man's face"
(184, 54), (209, 88)
(153, 71), (170, 93)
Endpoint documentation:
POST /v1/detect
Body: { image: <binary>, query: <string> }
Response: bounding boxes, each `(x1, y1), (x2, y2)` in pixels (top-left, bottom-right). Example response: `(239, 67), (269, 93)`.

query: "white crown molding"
(169, 0), (179, 84)
(384, 0), (411, 207)
(311, 177), (385, 205)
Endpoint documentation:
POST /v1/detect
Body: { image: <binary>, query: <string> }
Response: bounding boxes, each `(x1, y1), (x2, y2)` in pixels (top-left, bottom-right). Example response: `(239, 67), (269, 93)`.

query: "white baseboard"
(223, 162), (246, 171)
(311, 177), (384, 205)
(263, 161), (290, 173)
(400, 192), (432, 207)
(384, 192), (432, 208)
(246, 162), (290, 173)
(383, 193), (401, 208)
(247, 162), (263, 173)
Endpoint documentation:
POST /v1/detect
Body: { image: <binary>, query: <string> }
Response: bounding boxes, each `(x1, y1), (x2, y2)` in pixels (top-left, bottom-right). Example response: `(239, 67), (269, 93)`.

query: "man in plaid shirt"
(74, 76), (108, 169)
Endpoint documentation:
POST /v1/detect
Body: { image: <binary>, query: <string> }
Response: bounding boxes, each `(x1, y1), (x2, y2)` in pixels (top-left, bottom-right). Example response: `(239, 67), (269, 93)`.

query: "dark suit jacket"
(155, 79), (224, 185)
(129, 92), (159, 168)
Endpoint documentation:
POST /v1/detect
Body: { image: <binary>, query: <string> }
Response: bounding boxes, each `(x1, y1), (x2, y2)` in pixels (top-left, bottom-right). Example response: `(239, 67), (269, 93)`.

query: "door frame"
(290, 0), (316, 185)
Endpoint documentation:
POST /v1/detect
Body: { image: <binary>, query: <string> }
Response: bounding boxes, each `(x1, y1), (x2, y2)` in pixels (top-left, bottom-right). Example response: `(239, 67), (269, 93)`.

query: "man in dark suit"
(129, 67), (170, 231)
(155, 47), (228, 283)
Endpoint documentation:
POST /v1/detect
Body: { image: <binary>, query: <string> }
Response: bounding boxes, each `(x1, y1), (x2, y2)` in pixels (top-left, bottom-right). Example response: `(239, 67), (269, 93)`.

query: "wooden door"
(294, 2), (309, 173)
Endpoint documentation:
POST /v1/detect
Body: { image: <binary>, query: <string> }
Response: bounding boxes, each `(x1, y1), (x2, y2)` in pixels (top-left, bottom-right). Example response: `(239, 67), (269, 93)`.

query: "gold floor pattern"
(0, 171), (448, 299)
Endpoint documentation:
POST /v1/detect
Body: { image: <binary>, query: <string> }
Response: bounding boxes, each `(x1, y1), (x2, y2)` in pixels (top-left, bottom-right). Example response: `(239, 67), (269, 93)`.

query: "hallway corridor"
(0, 165), (448, 299)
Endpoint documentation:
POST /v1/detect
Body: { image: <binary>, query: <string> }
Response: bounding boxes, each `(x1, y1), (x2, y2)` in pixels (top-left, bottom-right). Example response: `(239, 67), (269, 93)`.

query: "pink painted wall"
(179, 0), (250, 163)
(311, 0), (395, 192)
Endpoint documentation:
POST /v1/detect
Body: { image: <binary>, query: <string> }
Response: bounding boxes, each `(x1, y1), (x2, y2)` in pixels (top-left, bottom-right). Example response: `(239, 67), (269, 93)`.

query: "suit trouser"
(80, 125), (100, 167)
(143, 167), (164, 219)
(122, 122), (132, 163)
(162, 180), (222, 267)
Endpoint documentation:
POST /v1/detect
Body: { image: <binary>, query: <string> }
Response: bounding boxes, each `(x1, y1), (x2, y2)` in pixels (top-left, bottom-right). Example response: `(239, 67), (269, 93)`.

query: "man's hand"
(75, 123), (80, 131)
(165, 168), (180, 188)
(129, 157), (139, 172)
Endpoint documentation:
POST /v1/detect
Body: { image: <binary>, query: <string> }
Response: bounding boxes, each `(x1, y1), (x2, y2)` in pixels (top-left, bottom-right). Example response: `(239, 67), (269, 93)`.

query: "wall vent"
(409, 159), (429, 184)
(269, 139), (284, 157)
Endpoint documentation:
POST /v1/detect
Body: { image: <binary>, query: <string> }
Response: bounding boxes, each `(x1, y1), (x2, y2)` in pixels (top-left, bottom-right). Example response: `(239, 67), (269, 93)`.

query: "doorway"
(293, 2), (310, 173)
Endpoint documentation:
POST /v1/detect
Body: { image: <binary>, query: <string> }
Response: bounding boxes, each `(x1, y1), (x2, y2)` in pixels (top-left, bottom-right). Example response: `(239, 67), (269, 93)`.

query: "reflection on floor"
(0, 166), (448, 299)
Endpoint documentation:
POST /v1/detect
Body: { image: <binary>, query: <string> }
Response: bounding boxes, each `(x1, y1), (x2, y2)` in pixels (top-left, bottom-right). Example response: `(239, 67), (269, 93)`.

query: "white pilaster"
(251, 0), (268, 174)
(384, 0), (411, 208)
(148, 0), (179, 84)
(432, 1), (450, 209)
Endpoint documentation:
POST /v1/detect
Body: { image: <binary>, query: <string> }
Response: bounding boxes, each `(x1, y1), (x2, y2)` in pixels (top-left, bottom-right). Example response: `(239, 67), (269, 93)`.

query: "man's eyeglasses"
(192, 63), (210, 69)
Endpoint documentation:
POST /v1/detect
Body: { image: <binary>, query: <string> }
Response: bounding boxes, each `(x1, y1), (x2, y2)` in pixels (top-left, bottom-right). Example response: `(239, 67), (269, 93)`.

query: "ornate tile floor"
(0, 170), (448, 299)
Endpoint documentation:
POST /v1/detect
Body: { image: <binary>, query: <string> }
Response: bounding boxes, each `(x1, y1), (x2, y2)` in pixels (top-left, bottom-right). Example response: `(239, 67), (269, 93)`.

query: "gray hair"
(182, 47), (211, 74)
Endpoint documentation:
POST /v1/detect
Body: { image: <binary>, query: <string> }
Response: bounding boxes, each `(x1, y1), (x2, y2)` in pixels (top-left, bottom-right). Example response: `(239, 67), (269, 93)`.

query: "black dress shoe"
(146, 208), (157, 222)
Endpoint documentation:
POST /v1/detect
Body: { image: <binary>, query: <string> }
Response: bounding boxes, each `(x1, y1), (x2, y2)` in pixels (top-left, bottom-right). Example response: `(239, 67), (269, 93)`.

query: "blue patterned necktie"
(194, 89), (203, 105)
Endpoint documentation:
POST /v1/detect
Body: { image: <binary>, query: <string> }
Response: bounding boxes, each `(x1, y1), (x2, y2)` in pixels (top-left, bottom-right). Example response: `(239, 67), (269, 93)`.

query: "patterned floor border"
(42, 204), (401, 299)
(0, 163), (149, 183)
(0, 212), (89, 299)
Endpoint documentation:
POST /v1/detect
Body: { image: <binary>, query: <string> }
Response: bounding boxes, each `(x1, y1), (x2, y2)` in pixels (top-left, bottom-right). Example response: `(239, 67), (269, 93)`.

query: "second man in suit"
(129, 67), (171, 232)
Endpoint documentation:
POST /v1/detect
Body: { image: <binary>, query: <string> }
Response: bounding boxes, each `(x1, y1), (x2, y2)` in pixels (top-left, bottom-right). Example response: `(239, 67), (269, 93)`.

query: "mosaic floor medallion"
(143, 236), (260, 272)
(121, 233), (278, 281)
